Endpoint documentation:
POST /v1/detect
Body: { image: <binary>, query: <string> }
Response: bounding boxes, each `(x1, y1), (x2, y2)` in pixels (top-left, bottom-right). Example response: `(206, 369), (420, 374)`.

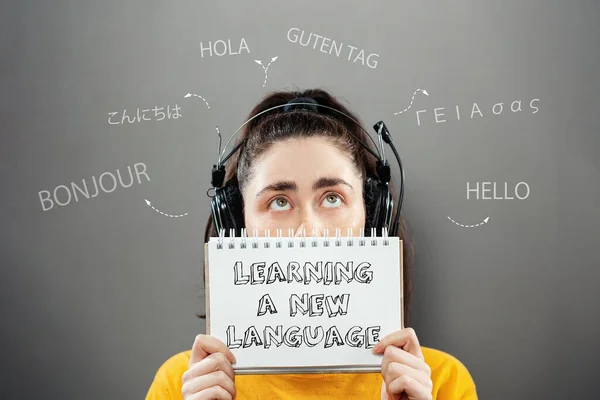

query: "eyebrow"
(255, 177), (354, 199)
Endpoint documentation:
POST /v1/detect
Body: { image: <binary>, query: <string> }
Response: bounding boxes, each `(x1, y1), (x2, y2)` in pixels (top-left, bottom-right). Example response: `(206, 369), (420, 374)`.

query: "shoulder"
(421, 346), (468, 372)
(145, 350), (192, 400)
(155, 350), (192, 377)
(421, 347), (478, 399)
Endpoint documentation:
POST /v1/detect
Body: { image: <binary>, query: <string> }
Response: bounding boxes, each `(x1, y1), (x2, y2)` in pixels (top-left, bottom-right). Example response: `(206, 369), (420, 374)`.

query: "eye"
(322, 193), (342, 208)
(268, 197), (291, 211)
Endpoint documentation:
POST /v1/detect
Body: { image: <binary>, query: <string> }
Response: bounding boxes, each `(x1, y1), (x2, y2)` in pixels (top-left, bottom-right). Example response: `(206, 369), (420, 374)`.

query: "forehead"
(246, 137), (360, 188)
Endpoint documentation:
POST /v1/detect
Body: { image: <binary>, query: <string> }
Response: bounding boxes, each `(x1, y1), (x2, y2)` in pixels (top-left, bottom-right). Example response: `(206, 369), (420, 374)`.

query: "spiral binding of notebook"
(214, 227), (391, 249)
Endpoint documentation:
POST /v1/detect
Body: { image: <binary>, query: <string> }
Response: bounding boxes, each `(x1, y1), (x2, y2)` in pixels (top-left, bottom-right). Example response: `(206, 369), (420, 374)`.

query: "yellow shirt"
(145, 346), (477, 399)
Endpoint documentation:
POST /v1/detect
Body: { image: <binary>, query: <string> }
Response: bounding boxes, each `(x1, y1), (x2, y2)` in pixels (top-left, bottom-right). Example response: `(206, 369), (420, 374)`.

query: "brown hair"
(201, 88), (414, 326)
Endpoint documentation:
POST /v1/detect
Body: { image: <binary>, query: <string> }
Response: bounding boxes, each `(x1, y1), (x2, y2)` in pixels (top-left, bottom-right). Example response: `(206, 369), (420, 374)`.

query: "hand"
(372, 328), (433, 400)
(182, 334), (237, 400)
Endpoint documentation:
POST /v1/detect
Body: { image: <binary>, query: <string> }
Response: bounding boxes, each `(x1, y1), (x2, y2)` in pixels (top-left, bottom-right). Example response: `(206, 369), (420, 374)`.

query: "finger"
(387, 374), (431, 400)
(181, 371), (235, 398)
(189, 334), (236, 366)
(372, 327), (423, 359)
(183, 353), (235, 383)
(189, 385), (233, 400)
(381, 346), (431, 377)
(382, 361), (431, 388)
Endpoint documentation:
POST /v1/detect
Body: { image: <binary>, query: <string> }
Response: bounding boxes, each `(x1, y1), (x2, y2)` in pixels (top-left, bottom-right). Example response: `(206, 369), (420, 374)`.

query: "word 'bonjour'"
(200, 38), (250, 58)
(38, 162), (150, 211)
(226, 324), (381, 349)
(287, 28), (379, 69)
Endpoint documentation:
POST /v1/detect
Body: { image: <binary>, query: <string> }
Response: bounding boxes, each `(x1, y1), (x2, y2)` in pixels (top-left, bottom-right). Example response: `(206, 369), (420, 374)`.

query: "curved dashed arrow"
(255, 56), (278, 87)
(145, 199), (188, 218)
(184, 93), (211, 109)
(447, 216), (489, 228)
(394, 89), (429, 115)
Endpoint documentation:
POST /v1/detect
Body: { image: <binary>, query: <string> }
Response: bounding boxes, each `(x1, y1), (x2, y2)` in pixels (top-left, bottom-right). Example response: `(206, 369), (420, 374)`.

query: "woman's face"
(243, 137), (365, 236)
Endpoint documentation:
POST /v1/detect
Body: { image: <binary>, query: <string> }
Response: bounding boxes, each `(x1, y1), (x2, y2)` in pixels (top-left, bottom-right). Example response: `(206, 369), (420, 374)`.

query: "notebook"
(205, 229), (403, 374)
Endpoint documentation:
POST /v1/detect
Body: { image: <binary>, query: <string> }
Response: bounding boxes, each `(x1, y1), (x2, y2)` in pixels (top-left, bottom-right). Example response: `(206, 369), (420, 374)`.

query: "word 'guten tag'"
(286, 28), (379, 69)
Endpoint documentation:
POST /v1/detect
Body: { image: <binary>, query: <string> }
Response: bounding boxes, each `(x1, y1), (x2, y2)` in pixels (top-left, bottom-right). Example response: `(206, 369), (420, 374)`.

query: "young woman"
(146, 89), (478, 400)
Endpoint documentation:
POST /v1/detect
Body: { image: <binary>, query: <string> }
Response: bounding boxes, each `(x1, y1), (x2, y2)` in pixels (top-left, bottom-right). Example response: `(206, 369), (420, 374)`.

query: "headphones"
(209, 97), (405, 237)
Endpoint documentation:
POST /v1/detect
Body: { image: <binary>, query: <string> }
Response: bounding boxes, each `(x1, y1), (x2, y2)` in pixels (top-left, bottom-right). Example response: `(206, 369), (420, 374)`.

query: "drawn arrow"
(255, 56), (279, 87)
(184, 93), (211, 109)
(394, 89), (429, 115)
(447, 216), (489, 228)
(145, 199), (188, 218)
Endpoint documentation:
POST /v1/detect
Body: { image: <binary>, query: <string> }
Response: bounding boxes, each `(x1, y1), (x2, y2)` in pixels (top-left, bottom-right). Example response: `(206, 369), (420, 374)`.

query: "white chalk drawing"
(255, 56), (279, 87)
(184, 93), (211, 109)
(200, 38), (251, 58)
(286, 28), (379, 69)
(467, 182), (531, 200)
(393, 89), (429, 116)
(145, 199), (188, 218)
(108, 105), (181, 125)
(447, 216), (490, 228)
(38, 162), (151, 211)
(414, 98), (540, 126)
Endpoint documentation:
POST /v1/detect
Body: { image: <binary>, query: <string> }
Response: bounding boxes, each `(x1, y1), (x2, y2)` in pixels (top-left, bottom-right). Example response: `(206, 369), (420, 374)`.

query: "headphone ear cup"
(364, 176), (393, 236)
(363, 177), (381, 233)
(223, 180), (244, 233)
(379, 185), (393, 234)
(211, 179), (245, 236)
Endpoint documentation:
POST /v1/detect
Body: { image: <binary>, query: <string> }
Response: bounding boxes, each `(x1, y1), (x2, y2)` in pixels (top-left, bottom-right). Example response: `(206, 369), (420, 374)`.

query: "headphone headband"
(217, 102), (383, 168)
(282, 97), (319, 112)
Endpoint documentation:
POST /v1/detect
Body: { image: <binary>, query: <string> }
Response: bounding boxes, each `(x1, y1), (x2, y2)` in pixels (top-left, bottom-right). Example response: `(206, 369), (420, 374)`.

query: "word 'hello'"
(38, 162), (150, 211)
(467, 182), (530, 200)
(200, 38), (250, 58)
(233, 261), (373, 286)
(287, 28), (379, 69)
(226, 324), (381, 349)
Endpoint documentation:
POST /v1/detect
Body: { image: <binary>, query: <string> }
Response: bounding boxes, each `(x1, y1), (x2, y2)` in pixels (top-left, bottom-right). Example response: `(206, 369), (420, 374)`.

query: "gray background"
(1, 1), (599, 399)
